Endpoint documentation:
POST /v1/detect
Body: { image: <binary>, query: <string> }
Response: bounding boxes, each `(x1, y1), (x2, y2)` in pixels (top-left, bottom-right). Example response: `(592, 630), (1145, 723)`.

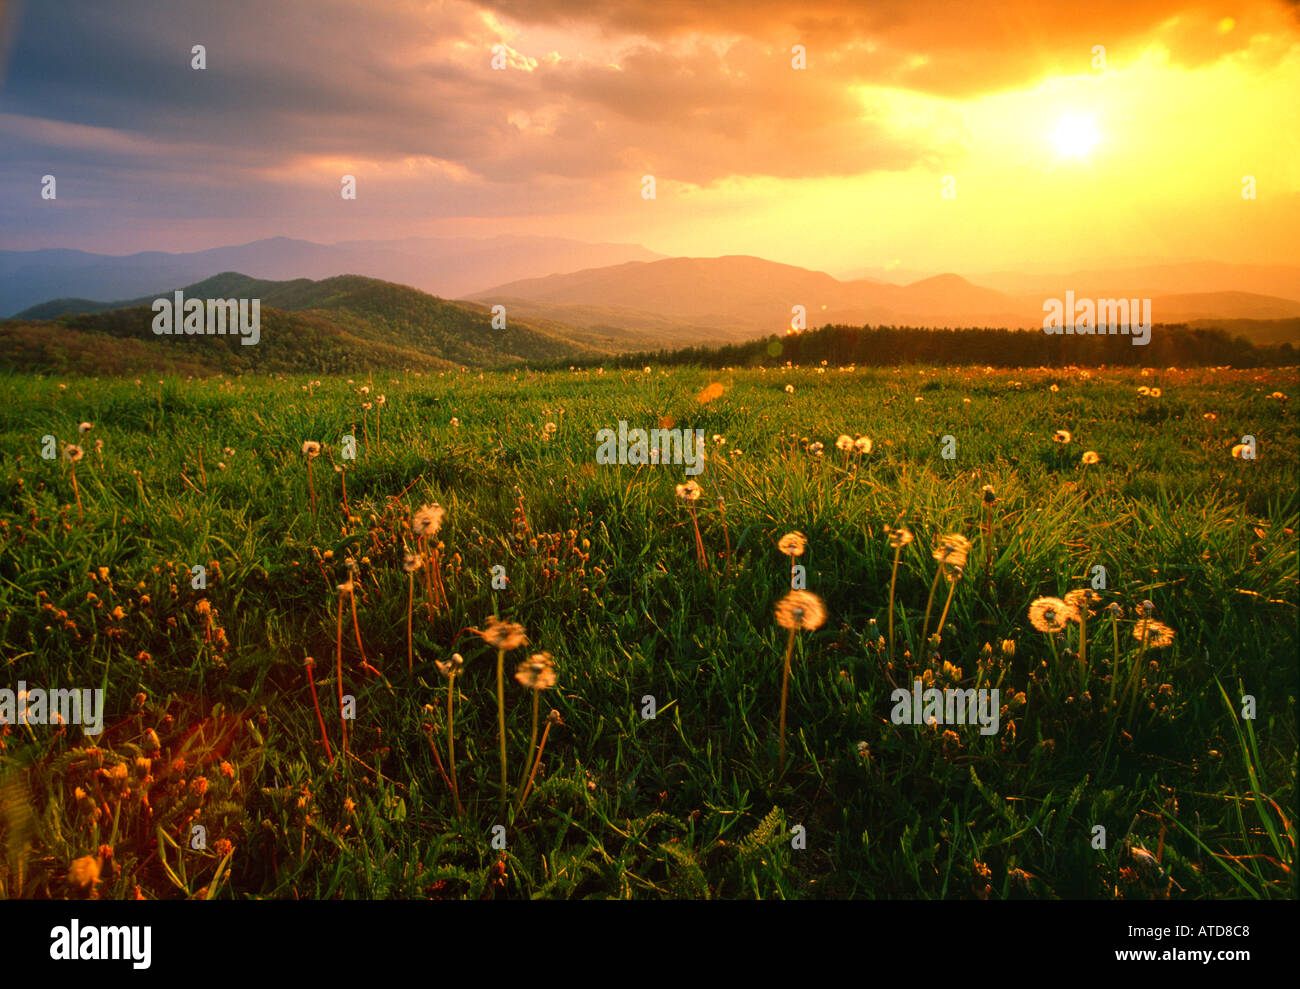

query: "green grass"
(0, 363), (1295, 899)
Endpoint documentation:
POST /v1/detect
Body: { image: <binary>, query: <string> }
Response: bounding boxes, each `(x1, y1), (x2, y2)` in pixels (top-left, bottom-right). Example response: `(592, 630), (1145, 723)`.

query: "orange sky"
(2, 0), (1297, 274)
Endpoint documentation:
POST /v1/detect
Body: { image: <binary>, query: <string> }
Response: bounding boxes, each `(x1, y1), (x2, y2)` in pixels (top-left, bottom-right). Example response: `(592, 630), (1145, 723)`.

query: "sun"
(1051, 114), (1100, 159)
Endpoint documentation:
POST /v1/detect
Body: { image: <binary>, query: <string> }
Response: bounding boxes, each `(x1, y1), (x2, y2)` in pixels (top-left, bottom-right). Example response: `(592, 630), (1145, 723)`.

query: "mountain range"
(4, 240), (1299, 373)
(0, 236), (664, 319)
(468, 255), (1300, 340)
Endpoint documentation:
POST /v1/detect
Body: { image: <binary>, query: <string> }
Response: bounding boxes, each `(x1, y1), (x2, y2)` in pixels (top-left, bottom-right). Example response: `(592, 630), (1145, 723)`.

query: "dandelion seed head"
(932, 534), (971, 568)
(481, 617), (528, 650)
(887, 526), (914, 549)
(675, 480), (702, 502)
(1133, 619), (1175, 649)
(435, 653), (465, 677)
(775, 590), (826, 630)
(1028, 596), (1073, 634)
(1064, 589), (1101, 617)
(412, 504), (445, 537)
(515, 652), (557, 690)
(778, 531), (807, 556)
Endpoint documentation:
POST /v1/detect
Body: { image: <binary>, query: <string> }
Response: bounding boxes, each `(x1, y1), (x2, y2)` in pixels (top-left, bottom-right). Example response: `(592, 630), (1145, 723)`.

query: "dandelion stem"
(306, 460), (317, 516)
(336, 595), (349, 757)
(406, 572), (415, 673)
(422, 723), (454, 797)
(496, 647), (508, 811)
(689, 504), (707, 571)
(70, 466), (83, 522)
(777, 626), (796, 776)
(887, 543), (903, 662)
(516, 717), (554, 812)
(934, 573), (959, 644)
(431, 545), (449, 609)
(982, 503), (993, 575)
(304, 658), (334, 762)
(349, 591), (377, 675)
(1126, 635), (1150, 722)
(919, 565), (943, 655)
(515, 689), (539, 803)
(420, 534), (436, 620)
(447, 672), (462, 815)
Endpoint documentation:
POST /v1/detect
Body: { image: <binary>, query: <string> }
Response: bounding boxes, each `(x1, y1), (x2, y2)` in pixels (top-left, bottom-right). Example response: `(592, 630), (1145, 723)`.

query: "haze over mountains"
(5, 238), (1299, 366)
(469, 255), (1300, 339)
(840, 262), (1300, 302)
(0, 236), (664, 318)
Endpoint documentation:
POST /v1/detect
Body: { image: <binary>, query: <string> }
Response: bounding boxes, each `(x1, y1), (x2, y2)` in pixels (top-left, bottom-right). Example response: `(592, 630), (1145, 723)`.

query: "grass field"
(0, 363), (1296, 899)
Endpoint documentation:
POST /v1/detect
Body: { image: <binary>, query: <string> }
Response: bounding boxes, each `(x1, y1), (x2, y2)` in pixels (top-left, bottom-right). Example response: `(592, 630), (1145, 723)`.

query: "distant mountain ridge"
(469, 255), (1300, 338)
(8, 249), (1299, 363)
(0, 236), (665, 318)
(973, 261), (1300, 301)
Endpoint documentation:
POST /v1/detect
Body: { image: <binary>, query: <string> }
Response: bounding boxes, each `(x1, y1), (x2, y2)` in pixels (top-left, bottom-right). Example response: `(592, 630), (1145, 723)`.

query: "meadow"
(0, 362), (1295, 899)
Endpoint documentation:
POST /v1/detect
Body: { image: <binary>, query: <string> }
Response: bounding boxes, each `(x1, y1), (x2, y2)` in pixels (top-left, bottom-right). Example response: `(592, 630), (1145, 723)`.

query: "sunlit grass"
(0, 363), (1295, 899)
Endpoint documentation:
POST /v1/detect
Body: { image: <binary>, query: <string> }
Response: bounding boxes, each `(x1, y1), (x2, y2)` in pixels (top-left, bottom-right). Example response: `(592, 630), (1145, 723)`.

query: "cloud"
(1, 0), (1296, 254)
(0, 0), (943, 236)
(479, 0), (1300, 95)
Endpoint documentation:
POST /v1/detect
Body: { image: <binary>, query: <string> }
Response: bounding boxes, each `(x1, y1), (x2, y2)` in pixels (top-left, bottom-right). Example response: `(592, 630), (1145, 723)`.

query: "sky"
(1, 0), (1298, 276)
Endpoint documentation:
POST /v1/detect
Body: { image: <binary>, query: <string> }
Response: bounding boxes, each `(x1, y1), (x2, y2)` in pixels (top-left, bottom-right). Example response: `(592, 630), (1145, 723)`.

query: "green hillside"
(1, 272), (610, 374)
